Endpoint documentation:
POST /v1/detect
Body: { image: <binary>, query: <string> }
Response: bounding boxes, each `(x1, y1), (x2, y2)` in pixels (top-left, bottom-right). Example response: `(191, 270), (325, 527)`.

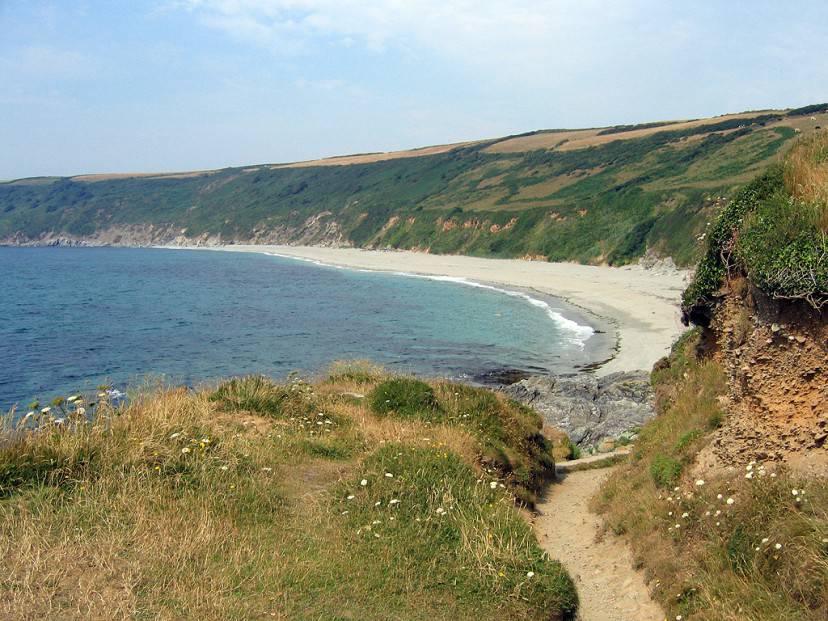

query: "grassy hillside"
(595, 134), (828, 620)
(595, 332), (827, 621)
(0, 365), (578, 620)
(3, 105), (826, 266)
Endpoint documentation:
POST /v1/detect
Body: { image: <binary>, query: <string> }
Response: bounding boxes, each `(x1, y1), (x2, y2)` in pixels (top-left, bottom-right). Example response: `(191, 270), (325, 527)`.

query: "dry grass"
(594, 332), (828, 621)
(0, 372), (576, 620)
(784, 130), (828, 229)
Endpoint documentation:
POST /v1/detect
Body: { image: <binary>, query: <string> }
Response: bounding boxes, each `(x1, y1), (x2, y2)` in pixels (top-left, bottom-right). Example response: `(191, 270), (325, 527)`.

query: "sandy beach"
(211, 245), (691, 375)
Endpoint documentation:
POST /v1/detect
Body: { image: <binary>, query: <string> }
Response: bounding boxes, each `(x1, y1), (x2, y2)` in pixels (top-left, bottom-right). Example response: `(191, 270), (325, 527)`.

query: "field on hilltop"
(2, 104), (827, 266)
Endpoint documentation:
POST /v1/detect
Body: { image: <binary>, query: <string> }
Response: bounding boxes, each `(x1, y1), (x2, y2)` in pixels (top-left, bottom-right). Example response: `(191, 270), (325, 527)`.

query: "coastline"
(202, 245), (690, 376)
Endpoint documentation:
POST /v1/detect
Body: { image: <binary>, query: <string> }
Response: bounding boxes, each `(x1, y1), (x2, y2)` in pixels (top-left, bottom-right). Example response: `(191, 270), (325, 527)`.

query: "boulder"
(502, 370), (654, 449)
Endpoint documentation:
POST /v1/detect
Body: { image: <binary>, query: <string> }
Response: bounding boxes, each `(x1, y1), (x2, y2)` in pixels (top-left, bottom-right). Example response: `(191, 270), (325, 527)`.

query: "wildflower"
(41, 407), (51, 414)
(54, 418), (65, 425)
(360, 479), (368, 486)
(677, 616), (683, 620)
(715, 510), (721, 516)
(745, 472), (753, 479)
(761, 537), (769, 543)
(346, 495), (355, 500)
(490, 481), (498, 489)
(220, 465), (229, 471)
(389, 499), (400, 505)
(792, 489), (799, 496)
(717, 494), (723, 500)
(770, 473), (777, 478)
(23, 411), (34, 420)
(374, 501), (382, 507)
(704, 511), (711, 516)
(181, 447), (191, 454)
(775, 543), (782, 550)
(170, 432), (180, 439)
(668, 511), (673, 516)
(76, 407), (86, 416)
(261, 467), (272, 472)
(726, 497), (734, 505)
(673, 487), (680, 492)
(384, 472), (393, 478)
(681, 512), (689, 519)
(67, 395), (79, 403)
(526, 571), (535, 578)
(436, 507), (445, 515)
(201, 437), (210, 443)
(715, 521), (720, 526)
(372, 520), (381, 525)
(674, 524), (680, 529)
(695, 479), (705, 486)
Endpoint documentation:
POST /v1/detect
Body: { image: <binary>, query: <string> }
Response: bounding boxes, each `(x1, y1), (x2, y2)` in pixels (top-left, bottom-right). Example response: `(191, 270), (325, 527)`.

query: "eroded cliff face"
(696, 279), (827, 475)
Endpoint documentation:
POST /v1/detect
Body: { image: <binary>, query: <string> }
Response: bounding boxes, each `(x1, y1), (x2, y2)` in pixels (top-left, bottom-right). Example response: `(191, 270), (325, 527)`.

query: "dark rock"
(502, 370), (654, 448)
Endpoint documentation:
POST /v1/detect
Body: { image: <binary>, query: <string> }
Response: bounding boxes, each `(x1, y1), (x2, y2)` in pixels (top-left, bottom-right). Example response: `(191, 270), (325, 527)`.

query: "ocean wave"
(264, 251), (595, 347)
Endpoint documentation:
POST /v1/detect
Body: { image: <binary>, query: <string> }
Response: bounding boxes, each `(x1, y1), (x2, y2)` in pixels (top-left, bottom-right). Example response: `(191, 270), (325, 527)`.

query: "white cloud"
(1, 45), (96, 80)
(169, 0), (664, 79)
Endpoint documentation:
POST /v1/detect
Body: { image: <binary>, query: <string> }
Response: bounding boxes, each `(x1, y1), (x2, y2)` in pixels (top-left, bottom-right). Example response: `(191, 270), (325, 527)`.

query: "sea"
(0, 247), (610, 411)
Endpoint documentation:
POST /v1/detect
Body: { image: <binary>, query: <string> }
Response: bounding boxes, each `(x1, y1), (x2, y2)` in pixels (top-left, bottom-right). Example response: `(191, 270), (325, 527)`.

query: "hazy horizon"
(2, 0), (828, 179)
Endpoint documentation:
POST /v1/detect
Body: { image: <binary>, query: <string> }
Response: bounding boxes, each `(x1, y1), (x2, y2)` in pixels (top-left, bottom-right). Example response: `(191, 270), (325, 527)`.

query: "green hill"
(2, 104), (827, 266)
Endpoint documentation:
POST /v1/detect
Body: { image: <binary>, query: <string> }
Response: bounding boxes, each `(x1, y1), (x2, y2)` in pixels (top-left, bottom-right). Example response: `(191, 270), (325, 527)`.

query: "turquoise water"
(0, 247), (605, 409)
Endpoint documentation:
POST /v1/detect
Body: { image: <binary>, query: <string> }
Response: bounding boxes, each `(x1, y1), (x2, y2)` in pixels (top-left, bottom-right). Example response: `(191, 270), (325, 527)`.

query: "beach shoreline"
(201, 244), (690, 376)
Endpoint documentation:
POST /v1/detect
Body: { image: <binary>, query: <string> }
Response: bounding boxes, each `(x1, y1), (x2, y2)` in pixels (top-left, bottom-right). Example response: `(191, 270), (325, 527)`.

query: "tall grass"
(0, 372), (576, 620)
(784, 130), (828, 230)
(594, 332), (828, 621)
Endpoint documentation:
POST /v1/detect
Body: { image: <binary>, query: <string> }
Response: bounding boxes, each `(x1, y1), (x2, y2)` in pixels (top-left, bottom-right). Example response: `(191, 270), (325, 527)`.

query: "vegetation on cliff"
(0, 366), (577, 620)
(683, 130), (828, 319)
(595, 332), (828, 621)
(3, 107), (825, 267)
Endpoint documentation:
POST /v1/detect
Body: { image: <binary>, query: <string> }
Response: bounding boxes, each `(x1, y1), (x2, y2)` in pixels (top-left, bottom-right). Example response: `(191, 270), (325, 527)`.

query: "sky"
(1, 1), (827, 179)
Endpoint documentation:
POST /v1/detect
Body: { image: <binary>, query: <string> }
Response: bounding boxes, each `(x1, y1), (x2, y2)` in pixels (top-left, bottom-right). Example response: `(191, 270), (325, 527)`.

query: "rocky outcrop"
(503, 371), (654, 448)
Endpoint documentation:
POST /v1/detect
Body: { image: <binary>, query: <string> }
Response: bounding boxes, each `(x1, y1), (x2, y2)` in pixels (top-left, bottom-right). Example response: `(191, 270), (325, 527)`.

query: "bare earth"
(211, 245), (690, 375)
(534, 468), (664, 621)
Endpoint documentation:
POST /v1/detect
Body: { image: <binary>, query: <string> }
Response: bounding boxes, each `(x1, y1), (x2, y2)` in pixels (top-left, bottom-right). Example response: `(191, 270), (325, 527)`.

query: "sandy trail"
(534, 468), (663, 621)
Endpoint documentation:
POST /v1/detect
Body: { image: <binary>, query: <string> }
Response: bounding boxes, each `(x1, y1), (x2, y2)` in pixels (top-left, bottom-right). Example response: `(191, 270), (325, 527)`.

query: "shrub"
(367, 378), (439, 418)
(650, 454), (682, 488)
(210, 375), (314, 418)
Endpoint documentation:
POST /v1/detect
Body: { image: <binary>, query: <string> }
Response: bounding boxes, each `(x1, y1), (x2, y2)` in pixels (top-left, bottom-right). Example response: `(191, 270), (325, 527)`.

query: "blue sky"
(2, 0), (827, 179)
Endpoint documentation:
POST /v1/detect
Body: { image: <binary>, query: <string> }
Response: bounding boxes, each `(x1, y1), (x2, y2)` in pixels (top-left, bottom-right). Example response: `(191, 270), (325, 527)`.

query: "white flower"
(695, 479), (705, 486)
(792, 489), (799, 496)
(23, 411), (34, 419)
(169, 432), (180, 439)
(261, 467), (272, 472)
(770, 473), (777, 478)
(41, 407), (51, 414)
(384, 472), (394, 478)
(526, 571), (535, 578)
(673, 487), (680, 492)
(774, 543), (782, 550)
(717, 494), (723, 500)
(389, 499), (400, 505)
(76, 407), (86, 416)
(436, 507), (445, 514)
(360, 479), (368, 486)
(745, 472), (753, 479)
(220, 465), (229, 471)
(67, 395), (79, 403)
(681, 512), (689, 519)
(490, 481), (498, 489)
(181, 447), (191, 454)
(374, 501), (382, 506)
(674, 523), (680, 529)
(53, 418), (65, 425)
(761, 537), (769, 543)
(676, 615), (683, 620)
(726, 497), (735, 505)
(346, 495), (355, 500)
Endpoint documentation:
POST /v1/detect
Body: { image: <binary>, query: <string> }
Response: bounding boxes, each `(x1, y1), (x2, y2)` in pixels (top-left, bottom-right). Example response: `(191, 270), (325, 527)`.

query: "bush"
(367, 378), (439, 418)
(210, 375), (314, 418)
(650, 454), (682, 488)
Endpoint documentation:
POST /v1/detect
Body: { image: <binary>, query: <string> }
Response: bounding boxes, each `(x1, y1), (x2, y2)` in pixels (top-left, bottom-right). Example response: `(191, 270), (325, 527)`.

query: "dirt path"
(534, 467), (664, 621)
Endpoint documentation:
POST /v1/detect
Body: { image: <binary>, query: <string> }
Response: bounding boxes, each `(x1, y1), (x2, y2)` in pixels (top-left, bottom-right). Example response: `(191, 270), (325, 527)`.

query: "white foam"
(264, 251), (595, 347)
